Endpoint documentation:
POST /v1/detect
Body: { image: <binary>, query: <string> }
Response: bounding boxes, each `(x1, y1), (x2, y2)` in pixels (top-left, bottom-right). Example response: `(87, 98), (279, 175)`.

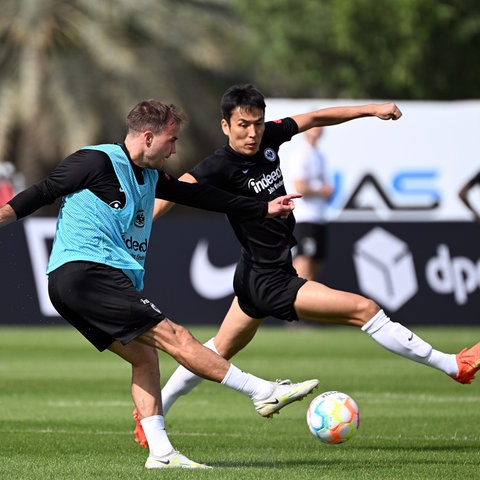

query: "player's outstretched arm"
(154, 172), (300, 221)
(0, 203), (17, 228)
(292, 103), (402, 133)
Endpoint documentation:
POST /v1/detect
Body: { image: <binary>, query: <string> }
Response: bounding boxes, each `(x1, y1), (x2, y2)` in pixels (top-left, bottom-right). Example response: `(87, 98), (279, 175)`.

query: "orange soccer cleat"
(450, 341), (480, 384)
(133, 409), (149, 448)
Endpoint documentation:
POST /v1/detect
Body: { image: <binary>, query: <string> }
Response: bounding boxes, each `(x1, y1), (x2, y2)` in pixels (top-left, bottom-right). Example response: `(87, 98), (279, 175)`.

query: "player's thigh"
(294, 280), (378, 326)
(135, 317), (198, 354)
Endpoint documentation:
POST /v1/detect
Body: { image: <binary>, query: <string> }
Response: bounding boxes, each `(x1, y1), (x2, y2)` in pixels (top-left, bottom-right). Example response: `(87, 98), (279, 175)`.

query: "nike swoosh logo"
(263, 399), (279, 405)
(407, 333), (414, 341)
(190, 239), (236, 300)
(23, 218), (59, 317)
(242, 169), (249, 174)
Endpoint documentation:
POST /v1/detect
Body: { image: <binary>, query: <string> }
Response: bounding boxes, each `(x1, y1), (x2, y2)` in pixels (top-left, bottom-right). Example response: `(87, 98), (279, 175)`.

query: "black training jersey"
(189, 117), (299, 266)
(9, 144), (268, 220)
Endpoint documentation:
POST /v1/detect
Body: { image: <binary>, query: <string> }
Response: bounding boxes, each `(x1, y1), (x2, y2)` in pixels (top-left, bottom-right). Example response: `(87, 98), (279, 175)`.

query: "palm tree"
(0, 0), (244, 187)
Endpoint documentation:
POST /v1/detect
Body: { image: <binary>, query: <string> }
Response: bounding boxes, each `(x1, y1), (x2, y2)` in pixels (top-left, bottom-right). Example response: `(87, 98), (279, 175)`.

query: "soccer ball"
(306, 391), (360, 444)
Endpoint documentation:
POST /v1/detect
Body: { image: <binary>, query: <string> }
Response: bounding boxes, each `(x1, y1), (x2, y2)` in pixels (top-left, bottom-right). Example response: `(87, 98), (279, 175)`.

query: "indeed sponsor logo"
(247, 166), (284, 194)
(123, 235), (148, 252)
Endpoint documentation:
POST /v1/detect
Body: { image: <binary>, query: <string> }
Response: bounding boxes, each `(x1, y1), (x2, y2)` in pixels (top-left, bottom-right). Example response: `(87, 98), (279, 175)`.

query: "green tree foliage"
(231, 0), (480, 100)
(1, 0), (479, 186)
(0, 0), (244, 184)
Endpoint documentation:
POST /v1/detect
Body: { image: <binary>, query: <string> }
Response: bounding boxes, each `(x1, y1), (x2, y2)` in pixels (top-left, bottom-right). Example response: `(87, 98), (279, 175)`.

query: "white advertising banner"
(266, 99), (480, 221)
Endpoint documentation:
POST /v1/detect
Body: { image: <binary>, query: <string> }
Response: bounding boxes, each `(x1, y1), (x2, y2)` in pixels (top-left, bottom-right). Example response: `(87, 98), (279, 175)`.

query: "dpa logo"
(426, 244), (480, 305)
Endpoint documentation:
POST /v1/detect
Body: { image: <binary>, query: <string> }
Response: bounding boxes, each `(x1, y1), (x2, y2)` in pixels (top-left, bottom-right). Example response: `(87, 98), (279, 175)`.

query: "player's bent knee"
(161, 319), (198, 349)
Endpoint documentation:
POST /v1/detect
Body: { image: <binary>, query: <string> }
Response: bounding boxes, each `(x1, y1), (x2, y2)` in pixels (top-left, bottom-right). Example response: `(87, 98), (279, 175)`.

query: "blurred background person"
(283, 127), (334, 281)
(0, 162), (23, 206)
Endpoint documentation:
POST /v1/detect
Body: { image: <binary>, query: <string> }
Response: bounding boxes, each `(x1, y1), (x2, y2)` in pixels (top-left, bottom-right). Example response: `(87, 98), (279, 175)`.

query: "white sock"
(140, 415), (174, 458)
(221, 364), (273, 401)
(161, 338), (217, 416)
(361, 310), (458, 376)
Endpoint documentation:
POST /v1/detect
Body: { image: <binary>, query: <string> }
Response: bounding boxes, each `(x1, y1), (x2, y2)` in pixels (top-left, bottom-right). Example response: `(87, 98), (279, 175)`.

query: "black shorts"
(293, 222), (328, 260)
(48, 261), (165, 351)
(233, 258), (307, 321)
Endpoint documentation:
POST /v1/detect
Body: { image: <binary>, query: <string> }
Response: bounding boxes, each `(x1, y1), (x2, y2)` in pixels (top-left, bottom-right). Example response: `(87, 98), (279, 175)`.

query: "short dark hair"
(126, 100), (187, 134)
(221, 84), (266, 124)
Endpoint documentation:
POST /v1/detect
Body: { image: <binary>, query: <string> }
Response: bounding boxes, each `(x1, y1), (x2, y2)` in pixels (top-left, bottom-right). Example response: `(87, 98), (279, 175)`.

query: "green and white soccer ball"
(306, 391), (360, 444)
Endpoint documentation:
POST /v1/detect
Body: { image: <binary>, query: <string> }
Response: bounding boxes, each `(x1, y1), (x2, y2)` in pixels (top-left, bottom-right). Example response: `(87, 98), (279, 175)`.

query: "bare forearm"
(293, 103), (402, 132)
(0, 203), (17, 228)
(314, 105), (388, 123)
(153, 198), (175, 220)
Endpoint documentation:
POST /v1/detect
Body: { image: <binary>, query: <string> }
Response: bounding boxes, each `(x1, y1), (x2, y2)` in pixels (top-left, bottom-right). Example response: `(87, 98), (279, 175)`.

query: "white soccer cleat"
(254, 378), (319, 418)
(145, 450), (212, 469)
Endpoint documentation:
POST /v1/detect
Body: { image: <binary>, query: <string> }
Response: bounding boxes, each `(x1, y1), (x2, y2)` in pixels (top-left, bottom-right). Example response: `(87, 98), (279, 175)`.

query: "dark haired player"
(147, 85), (480, 435)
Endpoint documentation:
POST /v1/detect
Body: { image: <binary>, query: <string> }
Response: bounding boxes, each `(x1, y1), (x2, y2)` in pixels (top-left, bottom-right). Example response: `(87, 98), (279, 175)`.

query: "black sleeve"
(7, 184), (53, 220)
(155, 171), (268, 219)
(8, 149), (111, 219)
(262, 117), (299, 146)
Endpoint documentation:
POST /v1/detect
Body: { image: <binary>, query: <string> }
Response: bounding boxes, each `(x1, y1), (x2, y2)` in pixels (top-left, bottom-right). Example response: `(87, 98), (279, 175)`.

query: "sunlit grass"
(1, 325), (479, 480)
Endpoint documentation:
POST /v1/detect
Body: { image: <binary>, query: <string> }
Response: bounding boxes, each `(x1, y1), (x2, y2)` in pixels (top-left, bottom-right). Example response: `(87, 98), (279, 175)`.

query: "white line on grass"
(47, 401), (132, 407)
(0, 427), (243, 437)
(354, 392), (479, 403)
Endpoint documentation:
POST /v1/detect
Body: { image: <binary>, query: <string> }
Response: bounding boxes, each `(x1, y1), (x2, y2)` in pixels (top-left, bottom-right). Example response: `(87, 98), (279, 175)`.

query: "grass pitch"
(0, 325), (479, 480)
